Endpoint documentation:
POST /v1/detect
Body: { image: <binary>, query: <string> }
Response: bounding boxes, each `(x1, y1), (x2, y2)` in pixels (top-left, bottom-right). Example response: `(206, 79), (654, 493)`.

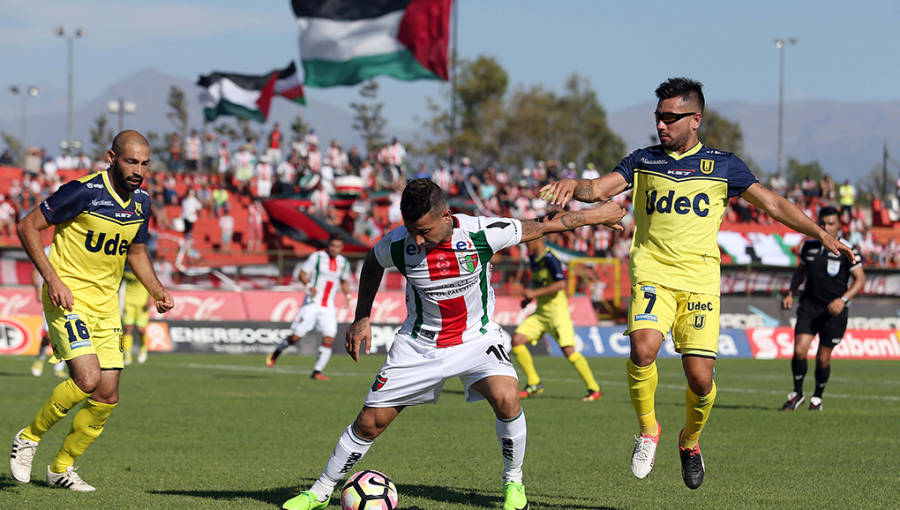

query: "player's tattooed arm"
(354, 249), (385, 322)
(519, 205), (625, 243)
(572, 181), (596, 202)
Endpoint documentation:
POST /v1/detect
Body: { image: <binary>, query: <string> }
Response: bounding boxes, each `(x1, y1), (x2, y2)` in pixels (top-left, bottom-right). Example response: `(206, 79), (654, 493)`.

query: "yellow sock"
(21, 379), (90, 442)
(51, 399), (116, 473)
(567, 352), (599, 392)
(681, 382), (716, 450)
(123, 334), (134, 354)
(139, 333), (147, 349)
(627, 359), (659, 436)
(512, 344), (540, 386)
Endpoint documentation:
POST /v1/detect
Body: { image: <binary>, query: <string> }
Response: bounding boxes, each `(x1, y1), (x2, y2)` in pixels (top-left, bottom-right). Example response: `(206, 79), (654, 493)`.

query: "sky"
(1, 0), (899, 130)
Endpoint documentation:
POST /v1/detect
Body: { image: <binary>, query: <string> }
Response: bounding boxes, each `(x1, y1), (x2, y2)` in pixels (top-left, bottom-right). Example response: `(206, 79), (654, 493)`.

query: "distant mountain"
(0, 68), (416, 157)
(608, 100), (900, 182)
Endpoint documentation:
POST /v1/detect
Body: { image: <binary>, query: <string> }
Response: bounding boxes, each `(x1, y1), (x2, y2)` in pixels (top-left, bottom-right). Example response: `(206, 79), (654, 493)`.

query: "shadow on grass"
(0, 474), (22, 491)
(713, 404), (776, 411)
(151, 486), (306, 506)
(0, 372), (31, 377)
(211, 374), (267, 380)
(400, 483), (624, 510)
(442, 389), (579, 402)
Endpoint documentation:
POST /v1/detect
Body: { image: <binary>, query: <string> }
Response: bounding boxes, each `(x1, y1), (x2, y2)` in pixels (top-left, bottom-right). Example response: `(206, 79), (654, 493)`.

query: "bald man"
(11, 130), (175, 491)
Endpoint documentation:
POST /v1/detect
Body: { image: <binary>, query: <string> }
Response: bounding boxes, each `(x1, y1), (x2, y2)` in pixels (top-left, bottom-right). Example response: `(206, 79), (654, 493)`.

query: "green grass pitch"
(0, 354), (897, 509)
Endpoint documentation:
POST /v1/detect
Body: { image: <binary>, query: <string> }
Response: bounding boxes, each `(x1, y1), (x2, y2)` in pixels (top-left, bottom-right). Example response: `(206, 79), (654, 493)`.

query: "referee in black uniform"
(781, 206), (865, 411)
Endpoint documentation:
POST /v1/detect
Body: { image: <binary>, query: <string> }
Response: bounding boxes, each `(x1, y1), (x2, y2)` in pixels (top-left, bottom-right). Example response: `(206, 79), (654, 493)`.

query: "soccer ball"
(341, 470), (399, 510)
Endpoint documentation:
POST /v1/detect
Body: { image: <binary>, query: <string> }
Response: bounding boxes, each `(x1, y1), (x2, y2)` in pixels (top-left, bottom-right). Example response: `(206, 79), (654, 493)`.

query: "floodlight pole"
(775, 37), (797, 176)
(884, 140), (888, 202)
(449, 0), (458, 166)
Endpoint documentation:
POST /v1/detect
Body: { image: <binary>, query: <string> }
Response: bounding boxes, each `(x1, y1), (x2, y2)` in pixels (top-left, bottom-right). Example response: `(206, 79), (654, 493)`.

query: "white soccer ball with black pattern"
(341, 470), (399, 510)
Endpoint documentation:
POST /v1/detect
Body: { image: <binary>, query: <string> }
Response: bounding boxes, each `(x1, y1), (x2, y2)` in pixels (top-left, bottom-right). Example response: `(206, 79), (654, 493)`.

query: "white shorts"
(290, 304), (338, 338)
(364, 326), (518, 408)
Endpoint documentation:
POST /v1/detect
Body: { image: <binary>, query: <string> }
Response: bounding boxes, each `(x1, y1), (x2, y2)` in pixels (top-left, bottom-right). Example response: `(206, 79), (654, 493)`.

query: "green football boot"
(282, 491), (329, 510)
(503, 481), (529, 510)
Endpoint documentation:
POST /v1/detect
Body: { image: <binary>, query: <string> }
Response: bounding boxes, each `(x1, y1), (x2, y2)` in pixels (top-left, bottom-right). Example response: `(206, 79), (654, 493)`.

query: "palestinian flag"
(198, 62), (305, 122)
(292, 0), (452, 88)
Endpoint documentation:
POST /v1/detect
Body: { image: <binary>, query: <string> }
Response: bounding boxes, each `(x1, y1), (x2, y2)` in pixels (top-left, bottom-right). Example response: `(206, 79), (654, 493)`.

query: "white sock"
(496, 410), (527, 484)
(53, 362), (65, 372)
(313, 345), (333, 373)
(317, 425), (374, 493)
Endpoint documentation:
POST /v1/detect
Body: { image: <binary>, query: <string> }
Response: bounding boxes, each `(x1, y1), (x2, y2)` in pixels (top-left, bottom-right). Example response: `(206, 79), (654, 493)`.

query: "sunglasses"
(654, 111), (697, 124)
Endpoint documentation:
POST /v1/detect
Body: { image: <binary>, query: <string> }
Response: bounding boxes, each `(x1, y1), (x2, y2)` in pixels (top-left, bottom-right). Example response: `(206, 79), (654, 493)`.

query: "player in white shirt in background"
(266, 234), (352, 380)
(281, 178), (626, 510)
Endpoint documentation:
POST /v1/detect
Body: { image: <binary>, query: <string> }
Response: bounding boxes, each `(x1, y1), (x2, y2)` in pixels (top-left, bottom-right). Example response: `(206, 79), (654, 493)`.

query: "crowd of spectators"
(3, 131), (900, 269)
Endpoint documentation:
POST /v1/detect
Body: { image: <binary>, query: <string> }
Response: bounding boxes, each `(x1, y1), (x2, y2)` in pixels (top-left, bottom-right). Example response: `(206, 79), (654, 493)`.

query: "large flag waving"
(292, 0), (452, 88)
(198, 62), (306, 122)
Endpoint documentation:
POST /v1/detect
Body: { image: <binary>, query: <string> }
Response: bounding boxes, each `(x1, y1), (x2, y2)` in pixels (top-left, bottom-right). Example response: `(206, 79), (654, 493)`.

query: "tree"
(503, 74), (624, 171)
(89, 114), (113, 159)
(237, 118), (261, 144)
(290, 114), (308, 144)
(785, 157), (824, 188)
(1, 132), (23, 166)
(697, 110), (764, 179)
(698, 110), (744, 155)
(855, 164), (895, 205)
(213, 123), (241, 143)
(166, 86), (189, 141)
(421, 55), (509, 166)
(350, 79), (387, 153)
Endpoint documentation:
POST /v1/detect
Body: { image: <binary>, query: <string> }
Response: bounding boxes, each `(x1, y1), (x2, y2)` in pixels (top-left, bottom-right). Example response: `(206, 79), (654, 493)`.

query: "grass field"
(0, 353), (898, 510)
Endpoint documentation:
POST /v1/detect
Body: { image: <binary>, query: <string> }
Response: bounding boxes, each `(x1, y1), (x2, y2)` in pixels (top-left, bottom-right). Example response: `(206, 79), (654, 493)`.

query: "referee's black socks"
(791, 357), (808, 395)
(813, 365), (830, 398)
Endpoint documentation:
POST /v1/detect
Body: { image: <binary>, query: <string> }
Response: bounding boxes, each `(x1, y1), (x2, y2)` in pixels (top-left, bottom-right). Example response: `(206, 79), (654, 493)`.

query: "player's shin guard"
(813, 365), (830, 398)
(627, 359), (659, 435)
(512, 345), (540, 386)
(496, 410), (527, 484)
(272, 336), (297, 358)
(317, 424), (374, 496)
(313, 345), (333, 373)
(791, 356), (807, 394)
(21, 379), (90, 443)
(568, 352), (600, 392)
(682, 382), (717, 450)
(51, 399), (116, 473)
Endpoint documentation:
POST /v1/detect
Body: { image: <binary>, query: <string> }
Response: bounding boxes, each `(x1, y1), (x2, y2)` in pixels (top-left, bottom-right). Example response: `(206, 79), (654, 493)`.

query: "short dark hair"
(655, 77), (705, 113)
(400, 178), (447, 223)
(818, 206), (840, 220)
(328, 232), (343, 243)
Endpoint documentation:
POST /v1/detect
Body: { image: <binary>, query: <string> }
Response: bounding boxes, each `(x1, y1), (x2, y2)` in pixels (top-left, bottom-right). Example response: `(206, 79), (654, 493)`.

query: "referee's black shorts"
(795, 299), (848, 348)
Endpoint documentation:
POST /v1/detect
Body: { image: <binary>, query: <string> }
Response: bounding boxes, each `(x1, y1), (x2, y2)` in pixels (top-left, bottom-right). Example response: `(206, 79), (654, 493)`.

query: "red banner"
(746, 327), (900, 360)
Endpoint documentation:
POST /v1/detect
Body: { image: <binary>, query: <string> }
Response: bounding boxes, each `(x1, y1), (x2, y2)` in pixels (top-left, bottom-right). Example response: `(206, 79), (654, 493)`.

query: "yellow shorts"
(45, 307), (124, 369)
(122, 301), (150, 328)
(625, 281), (720, 358)
(514, 307), (576, 349)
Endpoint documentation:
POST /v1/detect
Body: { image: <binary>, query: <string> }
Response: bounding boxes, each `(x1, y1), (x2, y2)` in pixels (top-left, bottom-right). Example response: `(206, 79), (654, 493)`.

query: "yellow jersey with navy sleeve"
(530, 248), (568, 313)
(41, 171), (151, 318)
(614, 142), (758, 296)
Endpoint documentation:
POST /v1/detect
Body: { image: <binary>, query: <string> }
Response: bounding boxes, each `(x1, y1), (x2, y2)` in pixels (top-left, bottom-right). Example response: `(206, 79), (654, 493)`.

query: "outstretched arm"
(126, 243), (174, 314)
(520, 202), (625, 243)
(345, 249), (385, 362)
(742, 183), (856, 261)
(539, 172), (630, 208)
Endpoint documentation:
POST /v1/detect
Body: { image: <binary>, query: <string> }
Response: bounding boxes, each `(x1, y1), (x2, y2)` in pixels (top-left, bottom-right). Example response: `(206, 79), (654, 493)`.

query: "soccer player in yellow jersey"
(512, 236), (602, 401)
(541, 78), (855, 490)
(10, 131), (174, 491)
(122, 264), (152, 365)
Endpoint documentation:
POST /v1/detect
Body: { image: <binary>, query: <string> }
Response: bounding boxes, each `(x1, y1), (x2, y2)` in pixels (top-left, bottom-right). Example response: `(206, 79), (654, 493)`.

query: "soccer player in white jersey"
(267, 233), (352, 380)
(282, 179), (626, 510)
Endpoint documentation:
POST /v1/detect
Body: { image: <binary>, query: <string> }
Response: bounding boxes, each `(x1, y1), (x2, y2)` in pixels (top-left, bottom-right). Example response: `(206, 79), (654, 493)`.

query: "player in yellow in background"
(121, 264), (151, 365)
(10, 131), (174, 492)
(541, 77), (856, 490)
(512, 236), (602, 402)
(30, 245), (67, 378)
